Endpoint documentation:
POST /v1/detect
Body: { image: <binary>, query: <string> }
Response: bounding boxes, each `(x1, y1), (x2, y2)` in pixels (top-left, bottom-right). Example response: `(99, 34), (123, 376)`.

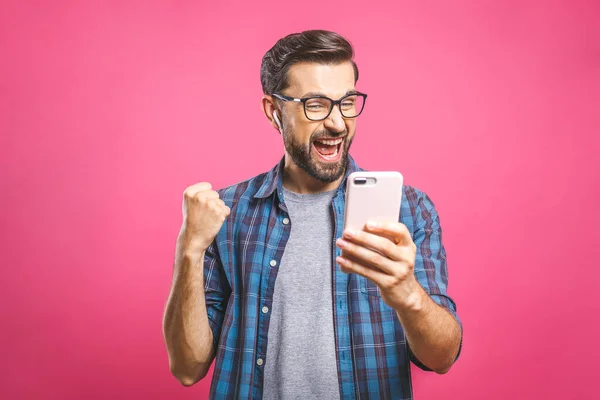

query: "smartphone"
(343, 171), (404, 232)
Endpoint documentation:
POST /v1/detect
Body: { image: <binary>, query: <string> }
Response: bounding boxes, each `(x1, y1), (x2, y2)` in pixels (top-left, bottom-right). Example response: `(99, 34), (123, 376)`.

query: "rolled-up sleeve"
(203, 241), (230, 352)
(409, 190), (463, 370)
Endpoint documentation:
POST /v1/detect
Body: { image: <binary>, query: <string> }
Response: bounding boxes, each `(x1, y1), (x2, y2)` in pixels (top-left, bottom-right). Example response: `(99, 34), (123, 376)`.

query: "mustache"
(310, 130), (348, 141)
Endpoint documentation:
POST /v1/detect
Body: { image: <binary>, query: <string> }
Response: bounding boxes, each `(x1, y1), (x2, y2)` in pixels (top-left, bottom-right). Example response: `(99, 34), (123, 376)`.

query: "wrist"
(395, 280), (428, 314)
(177, 235), (208, 260)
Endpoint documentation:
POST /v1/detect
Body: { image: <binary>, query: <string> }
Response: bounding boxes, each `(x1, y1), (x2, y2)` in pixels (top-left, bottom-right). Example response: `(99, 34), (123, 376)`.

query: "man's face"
(277, 62), (357, 183)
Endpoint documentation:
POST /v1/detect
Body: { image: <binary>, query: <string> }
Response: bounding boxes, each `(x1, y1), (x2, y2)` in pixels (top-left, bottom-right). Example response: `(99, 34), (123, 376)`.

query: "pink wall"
(1, 1), (599, 399)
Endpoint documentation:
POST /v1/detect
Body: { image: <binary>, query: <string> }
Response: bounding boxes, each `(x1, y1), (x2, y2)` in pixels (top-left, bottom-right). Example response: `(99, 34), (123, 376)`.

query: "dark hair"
(260, 30), (359, 95)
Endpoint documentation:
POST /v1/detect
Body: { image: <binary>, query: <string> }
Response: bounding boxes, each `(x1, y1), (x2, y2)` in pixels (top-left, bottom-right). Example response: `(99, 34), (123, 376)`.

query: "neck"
(282, 155), (345, 194)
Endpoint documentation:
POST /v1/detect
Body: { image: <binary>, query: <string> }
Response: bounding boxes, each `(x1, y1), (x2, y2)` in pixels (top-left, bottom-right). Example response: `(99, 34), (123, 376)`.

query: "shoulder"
(215, 171), (269, 208)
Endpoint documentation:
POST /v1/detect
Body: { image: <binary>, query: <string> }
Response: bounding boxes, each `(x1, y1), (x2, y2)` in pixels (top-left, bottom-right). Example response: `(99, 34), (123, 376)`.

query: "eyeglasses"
(272, 92), (368, 121)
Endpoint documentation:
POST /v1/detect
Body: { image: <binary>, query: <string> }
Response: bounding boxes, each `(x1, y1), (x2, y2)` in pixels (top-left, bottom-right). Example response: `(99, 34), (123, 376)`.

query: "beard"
(281, 125), (354, 183)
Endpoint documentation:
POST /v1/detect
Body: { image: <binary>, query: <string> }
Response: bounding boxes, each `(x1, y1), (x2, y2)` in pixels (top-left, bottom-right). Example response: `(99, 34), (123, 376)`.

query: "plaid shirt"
(203, 155), (462, 399)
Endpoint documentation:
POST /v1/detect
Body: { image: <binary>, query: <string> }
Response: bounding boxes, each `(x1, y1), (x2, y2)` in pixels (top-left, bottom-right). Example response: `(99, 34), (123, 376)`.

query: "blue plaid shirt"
(204, 155), (462, 399)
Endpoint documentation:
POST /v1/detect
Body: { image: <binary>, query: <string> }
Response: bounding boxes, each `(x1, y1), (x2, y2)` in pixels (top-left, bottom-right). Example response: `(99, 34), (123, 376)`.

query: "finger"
(336, 237), (397, 275)
(215, 200), (231, 216)
(364, 220), (412, 245)
(207, 200), (228, 220)
(341, 229), (401, 261)
(184, 182), (213, 198)
(336, 255), (388, 285)
(211, 198), (230, 216)
(196, 190), (220, 201)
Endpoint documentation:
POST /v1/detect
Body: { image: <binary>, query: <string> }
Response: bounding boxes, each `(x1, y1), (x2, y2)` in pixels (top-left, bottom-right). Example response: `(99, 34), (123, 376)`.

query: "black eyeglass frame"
(271, 92), (368, 121)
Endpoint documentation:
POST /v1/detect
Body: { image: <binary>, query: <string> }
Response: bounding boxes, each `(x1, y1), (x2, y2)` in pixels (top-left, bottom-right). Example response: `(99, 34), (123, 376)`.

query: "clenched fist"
(179, 182), (230, 256)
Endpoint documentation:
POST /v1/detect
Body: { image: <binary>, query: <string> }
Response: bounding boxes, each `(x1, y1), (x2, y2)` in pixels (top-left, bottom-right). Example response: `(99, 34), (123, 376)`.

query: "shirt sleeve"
(203, 240), (230, 353)
(408, 190), (463, 371)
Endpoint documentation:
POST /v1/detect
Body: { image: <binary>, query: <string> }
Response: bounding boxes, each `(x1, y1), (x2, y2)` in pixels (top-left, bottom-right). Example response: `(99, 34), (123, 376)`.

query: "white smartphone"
(343, 171), (404, 232)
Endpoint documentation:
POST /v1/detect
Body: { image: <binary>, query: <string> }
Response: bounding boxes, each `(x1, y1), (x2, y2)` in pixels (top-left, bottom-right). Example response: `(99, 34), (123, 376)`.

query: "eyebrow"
(299, 89), (358, 98)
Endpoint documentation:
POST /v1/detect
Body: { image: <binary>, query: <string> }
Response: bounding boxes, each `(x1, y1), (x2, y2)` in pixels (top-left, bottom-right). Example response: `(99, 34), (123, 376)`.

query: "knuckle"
(379, 279), (390, 291)
(384, 242), (396, 255)
(369, 252), (382, 265)
(197, 195), (209, 205)
(197, 182), (212, 191)
(204, 191), (218, 200)
(404, 247), (415, 264)
(384, 276), (397, 289)
(395, 266), (409, 281)
(183, 188), (194, 199)
(185, 182), (211, 196)
(199, 191), (219, 203)
(385, 276), (398, 290)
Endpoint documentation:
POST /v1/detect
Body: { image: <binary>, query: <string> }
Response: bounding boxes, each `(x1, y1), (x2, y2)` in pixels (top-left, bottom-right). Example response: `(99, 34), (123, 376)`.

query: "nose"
(323, 104), (346, 133)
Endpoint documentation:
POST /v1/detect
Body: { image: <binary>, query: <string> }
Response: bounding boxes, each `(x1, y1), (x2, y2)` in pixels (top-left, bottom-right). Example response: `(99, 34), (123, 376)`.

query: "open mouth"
(312, 137), (344, 162)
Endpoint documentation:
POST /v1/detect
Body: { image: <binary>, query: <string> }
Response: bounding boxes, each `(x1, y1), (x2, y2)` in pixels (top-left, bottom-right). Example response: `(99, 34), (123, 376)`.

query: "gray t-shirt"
(262, 187), (340, 400)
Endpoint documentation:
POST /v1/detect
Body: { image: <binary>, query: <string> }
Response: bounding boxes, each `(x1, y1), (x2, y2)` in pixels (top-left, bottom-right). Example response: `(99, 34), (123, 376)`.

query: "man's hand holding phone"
(336, 220), (425, 312)
(338, 171), (425, 312)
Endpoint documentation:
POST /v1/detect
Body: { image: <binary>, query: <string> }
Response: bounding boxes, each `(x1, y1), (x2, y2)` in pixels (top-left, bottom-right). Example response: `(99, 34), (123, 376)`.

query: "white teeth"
(320, 143), (339, 159)
(315, 138), (343, 146)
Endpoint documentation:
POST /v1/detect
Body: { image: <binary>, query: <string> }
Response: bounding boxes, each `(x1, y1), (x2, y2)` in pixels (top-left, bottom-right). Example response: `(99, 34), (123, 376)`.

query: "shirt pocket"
(354, 275), (397, 323)
(359, 275), (383, 297)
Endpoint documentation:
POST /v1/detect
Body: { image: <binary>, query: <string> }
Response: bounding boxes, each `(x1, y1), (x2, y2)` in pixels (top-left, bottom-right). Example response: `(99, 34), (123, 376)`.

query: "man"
(163, 30), (462, 399)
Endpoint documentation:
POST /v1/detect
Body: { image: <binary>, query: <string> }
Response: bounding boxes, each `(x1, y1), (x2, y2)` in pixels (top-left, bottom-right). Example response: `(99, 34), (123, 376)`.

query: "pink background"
(1, 1), (599, 399)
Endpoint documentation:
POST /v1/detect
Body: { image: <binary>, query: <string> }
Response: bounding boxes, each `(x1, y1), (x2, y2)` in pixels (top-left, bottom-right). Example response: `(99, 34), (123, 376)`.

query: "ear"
(261, 95), (281, 133)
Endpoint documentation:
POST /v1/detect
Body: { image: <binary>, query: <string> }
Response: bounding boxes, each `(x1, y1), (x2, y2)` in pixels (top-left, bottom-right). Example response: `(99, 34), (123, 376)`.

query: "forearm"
(395, 285), (461, 374)
(163, 247), (215, 385)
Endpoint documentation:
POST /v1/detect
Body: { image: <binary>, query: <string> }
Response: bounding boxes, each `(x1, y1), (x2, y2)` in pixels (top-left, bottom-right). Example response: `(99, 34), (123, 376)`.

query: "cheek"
(284, 124), (313, 147)
(345, 120), (356, 134)
(287, 120), (318, 144)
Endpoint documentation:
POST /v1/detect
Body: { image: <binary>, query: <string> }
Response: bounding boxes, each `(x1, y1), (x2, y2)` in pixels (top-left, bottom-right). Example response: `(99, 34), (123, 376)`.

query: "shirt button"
(262, 306), (269, 314)
(270, 260), (277, 267)
(282, 217), (290, 225)
(257, 358), (264, 366)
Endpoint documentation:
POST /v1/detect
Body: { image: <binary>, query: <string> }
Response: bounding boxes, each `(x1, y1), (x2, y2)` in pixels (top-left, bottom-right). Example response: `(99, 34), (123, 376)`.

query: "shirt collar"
(253, 154), (362, 200)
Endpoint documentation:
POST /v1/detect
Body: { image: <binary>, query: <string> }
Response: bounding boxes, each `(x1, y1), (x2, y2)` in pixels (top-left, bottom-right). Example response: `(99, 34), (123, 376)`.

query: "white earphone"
(273, 110), (283, 131)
